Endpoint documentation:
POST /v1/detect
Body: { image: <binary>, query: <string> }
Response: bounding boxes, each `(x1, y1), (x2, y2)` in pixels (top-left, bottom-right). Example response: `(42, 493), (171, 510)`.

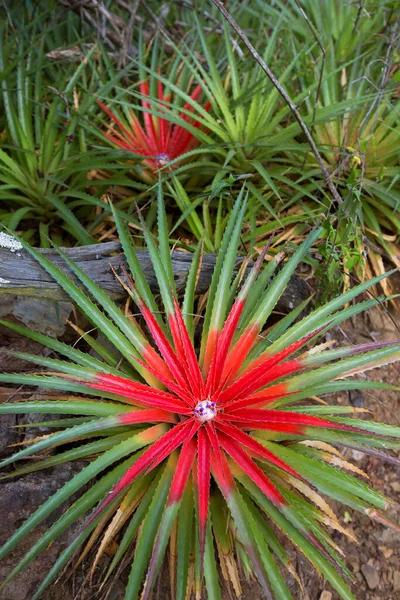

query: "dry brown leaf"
(284, 474), (337, 521)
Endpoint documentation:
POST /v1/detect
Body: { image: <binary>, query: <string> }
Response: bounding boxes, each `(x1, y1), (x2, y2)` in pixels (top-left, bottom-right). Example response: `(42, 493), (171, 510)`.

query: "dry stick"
(293, 0), (325, 126)
(173, 0), (244, 57)
(118, 0), (141, 67)
(210, 0), (343, 205)
(349, 19), (399, 213)
(292, 0), (326, 174)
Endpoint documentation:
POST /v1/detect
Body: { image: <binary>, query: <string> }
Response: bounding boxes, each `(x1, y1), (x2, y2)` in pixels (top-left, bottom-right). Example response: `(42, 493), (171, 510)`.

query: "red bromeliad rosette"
(97, 80), (211, 177)
(0, 191), (399, 600)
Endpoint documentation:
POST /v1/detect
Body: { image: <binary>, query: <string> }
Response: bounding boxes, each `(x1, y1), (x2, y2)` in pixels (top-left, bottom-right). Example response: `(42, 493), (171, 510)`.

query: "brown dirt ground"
(0, 305), (399, 600)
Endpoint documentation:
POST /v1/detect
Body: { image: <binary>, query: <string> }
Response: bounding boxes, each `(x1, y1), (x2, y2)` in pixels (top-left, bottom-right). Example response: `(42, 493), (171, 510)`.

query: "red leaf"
(223, 419), (304, 435)
(142, 344), (175, 383)
(139, 302), (191, 395)
(230, 383), (293, 410)
(97, 82), (210, 172)
(215, 420), (302, 480)
(219, 360), (302, 407)
(157, 80), (169, 152)
(139, 81), (159, 155)
(145, 419), (200, 474)
(226, 408), (378, 434)
(210, 441), (235, 498)
(90, 374), (191, 413)
(82, 422), (188, 529)
(220, 324), (259, 386)
(202, 329), (219, 378)
(132, 354), (193, 405)
(129, 110), (153, 153)
(118, 409), (176, 425)
(168, 437), (197, 505)
(170, 298), (205, 397)
(218, 431), (285, 507)
(221, 326), (326, 400)
(197, 427), (211, 567)
(206, 299), (246, 395)
(96, 100), (138, 146)
(209, 248), (270, 394)
(240, 328), (324, 380)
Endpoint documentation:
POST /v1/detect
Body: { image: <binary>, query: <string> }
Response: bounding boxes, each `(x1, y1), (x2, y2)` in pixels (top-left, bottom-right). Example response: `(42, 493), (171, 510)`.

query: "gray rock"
(0, 294), (16, 318)
(21, 410), (66, 442)
(361, 563), (380, 590)
(375, 527), (399, 548)
(12, 298), (72, 337)
(0, 294), (72, 337)
(0, 412), (19, 456)
(0, 464), (84, 600)
(393, 570), (400, 592)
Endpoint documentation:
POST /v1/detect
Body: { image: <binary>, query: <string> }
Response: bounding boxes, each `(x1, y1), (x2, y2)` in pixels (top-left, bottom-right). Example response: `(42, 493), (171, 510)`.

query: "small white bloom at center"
(156, 153), (170, 166)
(194, 400), (216, 422)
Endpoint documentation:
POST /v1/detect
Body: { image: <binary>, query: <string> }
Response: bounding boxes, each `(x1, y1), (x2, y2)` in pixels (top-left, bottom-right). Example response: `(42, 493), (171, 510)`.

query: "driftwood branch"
(0, 242), (310, 313)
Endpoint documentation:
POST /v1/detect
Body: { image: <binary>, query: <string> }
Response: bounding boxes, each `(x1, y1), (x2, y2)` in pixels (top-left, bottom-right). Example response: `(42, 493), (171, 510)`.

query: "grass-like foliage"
(1, 0), (398, 299)
(0, 190), (400, 600)
(287, 0), (400, 291)
(84, 1), (399, 293)
(0, 22), (144, 245)
(0, 34), (97, 246)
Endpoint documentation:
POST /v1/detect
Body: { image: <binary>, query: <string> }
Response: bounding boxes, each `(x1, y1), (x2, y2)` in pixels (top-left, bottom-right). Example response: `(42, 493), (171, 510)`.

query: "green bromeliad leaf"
(0, 192), (399, 600)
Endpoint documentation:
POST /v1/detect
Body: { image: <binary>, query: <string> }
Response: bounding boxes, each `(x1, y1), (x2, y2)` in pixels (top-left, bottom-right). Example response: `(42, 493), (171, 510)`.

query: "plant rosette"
(0, 189), (399, 600)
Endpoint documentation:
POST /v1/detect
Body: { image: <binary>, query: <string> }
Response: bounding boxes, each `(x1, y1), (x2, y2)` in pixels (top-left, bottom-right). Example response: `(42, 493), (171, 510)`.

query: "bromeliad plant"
(97, 80), (211, 178)
(0, 35), (142, 247)
(0, 190), (400, 600)
(94, 38), (212, 184)
(257, 0), (400, 296)
(0, 37), (98, 246)
(297, 15), (400, 293)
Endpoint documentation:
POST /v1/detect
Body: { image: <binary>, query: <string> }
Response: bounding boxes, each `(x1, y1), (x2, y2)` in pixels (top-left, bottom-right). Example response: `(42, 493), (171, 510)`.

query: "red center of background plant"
(97, 81), (210, 172)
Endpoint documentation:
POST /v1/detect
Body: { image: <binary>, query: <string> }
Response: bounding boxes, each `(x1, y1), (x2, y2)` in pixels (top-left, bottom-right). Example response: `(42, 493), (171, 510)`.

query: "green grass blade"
(176, 481), (194, 600)
(238, 475), (356, 600)
(200, 189), (246, 362)
(182, 239), (203, 340)
(125, 452), (177, 600)
(0, 319), (121, 374)
(103, 472), (162, 584)
(203, 516), (222, 600)
(0, 400), (131, 417)
(110, 203), (162, 325)
(0, 432), (133, 479)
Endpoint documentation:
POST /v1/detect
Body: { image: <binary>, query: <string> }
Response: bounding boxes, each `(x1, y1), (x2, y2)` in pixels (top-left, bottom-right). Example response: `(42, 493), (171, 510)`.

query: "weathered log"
(0, 241), (310, 313)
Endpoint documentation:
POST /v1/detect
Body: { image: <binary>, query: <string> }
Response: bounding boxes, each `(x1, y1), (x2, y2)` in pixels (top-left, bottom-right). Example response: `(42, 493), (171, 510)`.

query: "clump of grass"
(0, 29), (100, 246)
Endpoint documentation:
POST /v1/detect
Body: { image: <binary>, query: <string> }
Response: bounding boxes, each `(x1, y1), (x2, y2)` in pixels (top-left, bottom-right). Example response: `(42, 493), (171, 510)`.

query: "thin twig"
(351, 17), (399, 218)
(118, 0), (141, 67)
(210, 0), (343, 205)
(293, 0), (325, 125)
(358, 18), (399, 137)
(173, 0), (244, 57)
(293, 0), (326, 173)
